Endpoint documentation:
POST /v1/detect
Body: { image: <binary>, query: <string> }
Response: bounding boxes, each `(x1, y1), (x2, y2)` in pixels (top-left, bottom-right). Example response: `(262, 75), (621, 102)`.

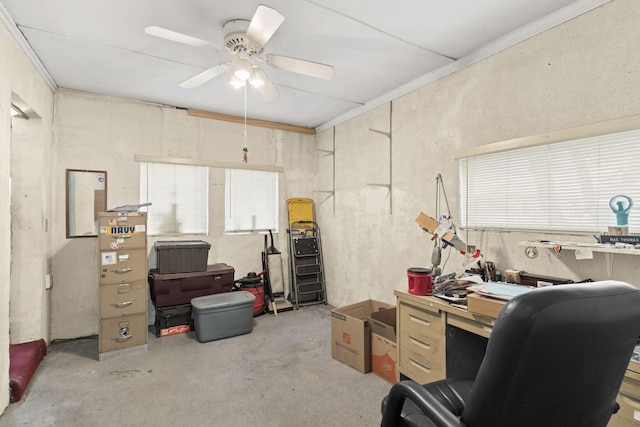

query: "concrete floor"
(0, 304), (392, 427)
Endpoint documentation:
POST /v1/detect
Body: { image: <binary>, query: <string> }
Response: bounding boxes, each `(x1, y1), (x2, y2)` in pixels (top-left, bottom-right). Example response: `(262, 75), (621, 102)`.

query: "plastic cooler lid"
(191, 291), (255, 310)
(154, 240), (211, 249)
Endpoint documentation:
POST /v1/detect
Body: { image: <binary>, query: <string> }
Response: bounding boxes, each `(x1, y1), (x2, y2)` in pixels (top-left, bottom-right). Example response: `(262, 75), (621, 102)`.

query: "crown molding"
(0, 2), (57, 91)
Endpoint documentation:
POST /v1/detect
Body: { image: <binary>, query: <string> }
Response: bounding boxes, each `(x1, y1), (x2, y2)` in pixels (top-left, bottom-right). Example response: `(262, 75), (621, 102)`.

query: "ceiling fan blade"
(255, 74), (279, 101)
(245, 5), (284, 48)
(179, 63), (229, 89)
(265, 55), (334, 80)
(145, 26), (213, 48)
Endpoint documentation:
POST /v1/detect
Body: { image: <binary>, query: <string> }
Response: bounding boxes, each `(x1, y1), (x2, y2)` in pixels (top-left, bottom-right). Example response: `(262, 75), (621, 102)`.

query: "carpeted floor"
(0, 304), (392, 426)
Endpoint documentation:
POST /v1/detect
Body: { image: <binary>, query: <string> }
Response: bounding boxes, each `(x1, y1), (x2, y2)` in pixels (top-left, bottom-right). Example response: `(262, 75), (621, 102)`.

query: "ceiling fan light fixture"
(231, 51), (252, 81)
(229, 73), (246, 89)
(249, 66), (266, 88)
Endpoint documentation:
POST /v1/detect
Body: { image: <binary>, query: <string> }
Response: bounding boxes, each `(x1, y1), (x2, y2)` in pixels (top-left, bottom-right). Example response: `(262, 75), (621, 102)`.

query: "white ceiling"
(1, 0), (610, 130)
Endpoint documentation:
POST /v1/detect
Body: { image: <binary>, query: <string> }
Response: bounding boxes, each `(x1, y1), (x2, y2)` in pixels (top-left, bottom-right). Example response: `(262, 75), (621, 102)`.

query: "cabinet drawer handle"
(409, 313), (431, 327)
(112, 301), (133, 309)
(409, 357), (431, 373)
(112, 335), (132, 342)
(409, 335), (432, 350)
(112, 268), (133, 274)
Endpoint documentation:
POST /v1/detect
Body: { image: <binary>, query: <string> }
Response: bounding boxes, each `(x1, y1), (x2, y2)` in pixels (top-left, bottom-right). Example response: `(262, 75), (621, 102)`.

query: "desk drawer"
(611, 395), (640, 426)
(399, 302), (443, 340)
(448, 314), (494, 339)
(400, 346), (445, 385)
(400, 326), (443, 360)
(608, 372), (640, 426)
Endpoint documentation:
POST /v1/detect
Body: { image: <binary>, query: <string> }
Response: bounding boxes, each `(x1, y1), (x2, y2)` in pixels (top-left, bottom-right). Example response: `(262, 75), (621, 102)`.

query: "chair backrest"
(461, 281), (640, 427)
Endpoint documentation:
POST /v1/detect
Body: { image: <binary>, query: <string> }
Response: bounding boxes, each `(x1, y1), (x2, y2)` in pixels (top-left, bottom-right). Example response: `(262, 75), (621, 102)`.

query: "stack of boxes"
(148, 241), (235, 337)
(330, 299), (399, 384)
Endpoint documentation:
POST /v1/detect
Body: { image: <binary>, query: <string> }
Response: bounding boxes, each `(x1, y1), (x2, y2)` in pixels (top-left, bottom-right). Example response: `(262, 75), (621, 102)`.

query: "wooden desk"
(394, 289), (640, 426)
(394, 290), (494, 384)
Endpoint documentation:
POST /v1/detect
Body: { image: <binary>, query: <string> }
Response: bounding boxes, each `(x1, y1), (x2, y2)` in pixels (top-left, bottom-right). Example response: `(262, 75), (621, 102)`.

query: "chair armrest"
(381, 380), (466, 427)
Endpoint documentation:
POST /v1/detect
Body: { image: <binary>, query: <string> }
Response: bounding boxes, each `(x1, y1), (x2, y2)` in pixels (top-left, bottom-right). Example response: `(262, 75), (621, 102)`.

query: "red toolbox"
(149, 263), (235, 308)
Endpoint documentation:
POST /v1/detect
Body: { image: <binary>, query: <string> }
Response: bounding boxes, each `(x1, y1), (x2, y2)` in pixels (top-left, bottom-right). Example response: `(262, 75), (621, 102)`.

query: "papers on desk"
(468, 281), (536, 301)
(431, 275), (485, 306)
(432, 276), (535, 309)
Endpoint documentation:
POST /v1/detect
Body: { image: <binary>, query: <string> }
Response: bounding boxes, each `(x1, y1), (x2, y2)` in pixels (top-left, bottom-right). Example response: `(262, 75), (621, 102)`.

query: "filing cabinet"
(98, 211), (148, 360)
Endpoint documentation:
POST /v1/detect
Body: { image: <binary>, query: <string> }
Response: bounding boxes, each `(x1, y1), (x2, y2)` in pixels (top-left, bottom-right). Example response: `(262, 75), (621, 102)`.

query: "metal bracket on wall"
(366, 102), (393, 214)
(314, 127), (336, 214)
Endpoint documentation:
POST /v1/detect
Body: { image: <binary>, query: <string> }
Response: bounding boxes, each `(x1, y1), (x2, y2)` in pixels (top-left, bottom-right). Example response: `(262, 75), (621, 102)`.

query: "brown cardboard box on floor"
(331, 299), (394, 373)
(369, 307), (398, 384)
(467, 292), (507, 318)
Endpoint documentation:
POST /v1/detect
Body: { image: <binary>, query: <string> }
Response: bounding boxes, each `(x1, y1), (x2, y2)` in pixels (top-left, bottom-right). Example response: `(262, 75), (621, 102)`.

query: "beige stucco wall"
(50, 90), (316, 339)
(0, 20), (54, 413)
(317, 0), (640, 309)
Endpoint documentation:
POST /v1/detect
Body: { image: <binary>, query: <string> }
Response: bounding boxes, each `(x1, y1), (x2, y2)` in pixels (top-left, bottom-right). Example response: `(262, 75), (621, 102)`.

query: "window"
(459, 128), (640, 233)
(140, 162), (208, 236)
(225, 169), (278, 233)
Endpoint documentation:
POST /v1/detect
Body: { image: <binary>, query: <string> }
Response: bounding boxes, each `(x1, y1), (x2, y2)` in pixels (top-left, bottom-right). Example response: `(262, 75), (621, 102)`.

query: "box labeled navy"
(191, 291), (255, 343)
(154, 240), (211, 274)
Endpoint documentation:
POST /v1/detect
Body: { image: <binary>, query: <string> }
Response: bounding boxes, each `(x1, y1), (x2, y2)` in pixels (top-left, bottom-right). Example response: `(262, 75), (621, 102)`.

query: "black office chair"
(381, 281), (640, 427)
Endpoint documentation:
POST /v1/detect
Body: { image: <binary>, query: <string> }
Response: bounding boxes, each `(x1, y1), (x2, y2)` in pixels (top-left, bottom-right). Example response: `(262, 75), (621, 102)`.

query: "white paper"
(101, 252), (117, 266)
(432, 218), (452, 237)
(574, 249), (593, 260)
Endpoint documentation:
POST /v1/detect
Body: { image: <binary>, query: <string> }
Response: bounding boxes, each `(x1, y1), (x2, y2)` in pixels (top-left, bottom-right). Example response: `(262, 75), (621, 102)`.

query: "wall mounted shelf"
(315, 129), (336, 213)
(519, 240), (640, 279)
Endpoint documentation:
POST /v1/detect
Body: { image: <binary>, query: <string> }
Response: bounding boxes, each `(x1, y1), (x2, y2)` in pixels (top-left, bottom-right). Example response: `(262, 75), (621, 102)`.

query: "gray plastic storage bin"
(191, 291), (256, 343)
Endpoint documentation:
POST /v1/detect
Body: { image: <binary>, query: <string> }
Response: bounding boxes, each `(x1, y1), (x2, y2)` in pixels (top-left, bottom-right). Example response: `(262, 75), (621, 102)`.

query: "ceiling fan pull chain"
(242, 83), (249, 163)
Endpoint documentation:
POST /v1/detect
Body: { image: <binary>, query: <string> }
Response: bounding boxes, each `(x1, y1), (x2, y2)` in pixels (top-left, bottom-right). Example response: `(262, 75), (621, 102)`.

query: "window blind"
(225, 169), (278, 233)
(140, 162), (209, 235)
(459, 129), (640, 233)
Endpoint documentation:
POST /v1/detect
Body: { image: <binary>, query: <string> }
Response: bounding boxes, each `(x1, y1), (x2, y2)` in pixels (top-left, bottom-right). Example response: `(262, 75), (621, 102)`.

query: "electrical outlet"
(45, 274), (53, 289)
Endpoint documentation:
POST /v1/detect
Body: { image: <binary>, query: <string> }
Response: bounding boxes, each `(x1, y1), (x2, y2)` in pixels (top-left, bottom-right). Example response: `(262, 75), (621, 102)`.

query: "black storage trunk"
(155, 304), (194, 337)
(154, 240), (211, 274)
(149, 263), (235, 307)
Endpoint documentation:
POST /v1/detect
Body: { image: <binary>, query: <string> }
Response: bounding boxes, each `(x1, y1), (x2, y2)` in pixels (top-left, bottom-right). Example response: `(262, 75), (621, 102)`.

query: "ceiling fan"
(145, 4), (334, 101)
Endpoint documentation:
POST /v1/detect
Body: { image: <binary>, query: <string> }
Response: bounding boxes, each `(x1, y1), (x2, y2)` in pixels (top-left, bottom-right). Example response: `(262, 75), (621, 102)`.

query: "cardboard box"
(371, 333), (399, 384)
(331, 299), (394, 373)
(467, 293), (507, 318)
(369, 307), (396, 341)
(370, 307), (398, 384)
(160, 324), (191, 337)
